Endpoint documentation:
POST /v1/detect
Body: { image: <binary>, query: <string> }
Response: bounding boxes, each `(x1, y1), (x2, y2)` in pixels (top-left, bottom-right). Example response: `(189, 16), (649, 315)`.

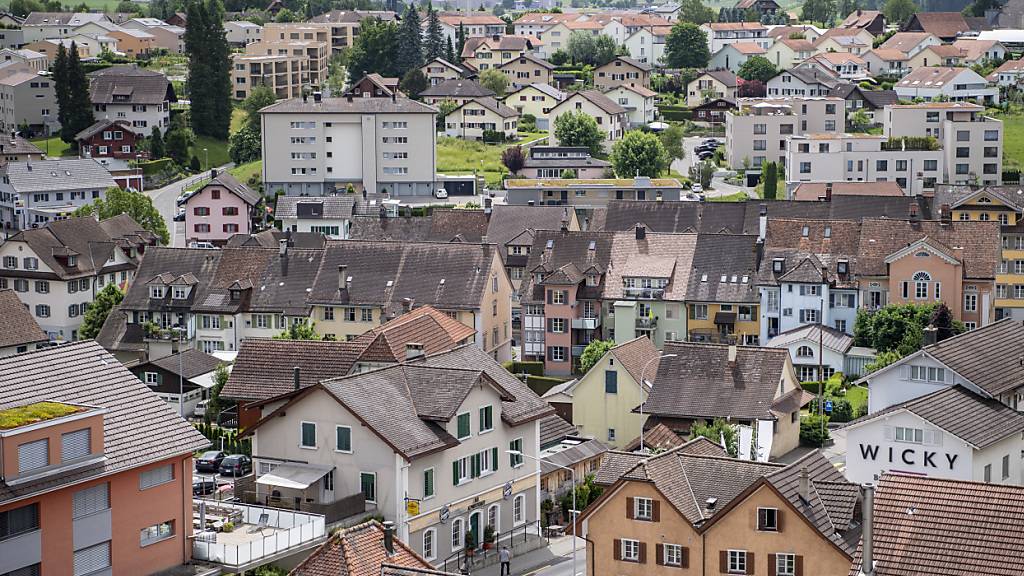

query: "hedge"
(525, 375), (566, 397)
(658, 105), (692, 121)
(502, 360), (545, 376)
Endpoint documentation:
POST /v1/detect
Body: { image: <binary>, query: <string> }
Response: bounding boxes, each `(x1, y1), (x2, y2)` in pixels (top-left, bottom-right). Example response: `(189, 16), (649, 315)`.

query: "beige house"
(0, 48), (47, 72)
(461, 34), (535, 71)
(107, 28), (155, 57)
(122, 19), (186, 53)
(812, 27), (873, 55)
(765, 36), (816, 70)
(725, 96), (845, 169)
(594, 56), (652, 90)
(549, 90), (628, 151)
(497, 53), (554, 88)
(686, 69), (737, 108)
(604, 84), (657, 128)
(709, 42), (767, 74)
(245, 37), (330, 87)
(503, 83), (565, 129)
(421, 57), (464, 86)
(420, 78), (496, 107)
(443, 97), (519, 141)
(309, 9), (399, 52)
(541, 21), (602, 56)
(878, 31), (941, 57)
(231, 53), (306, 100)
(862, 48), (912, 77)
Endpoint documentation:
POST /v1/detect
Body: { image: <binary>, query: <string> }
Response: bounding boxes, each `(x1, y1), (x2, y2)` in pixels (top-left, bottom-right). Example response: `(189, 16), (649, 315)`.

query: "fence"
(240, 490), (367, 524)
(191, 501), (326, 568)
(441, 520), (545, 573)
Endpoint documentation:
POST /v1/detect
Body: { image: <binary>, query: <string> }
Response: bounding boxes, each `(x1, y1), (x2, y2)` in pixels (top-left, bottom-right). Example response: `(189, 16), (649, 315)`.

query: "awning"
(714, 312), (736, 324)
(256, 464), (332, 490)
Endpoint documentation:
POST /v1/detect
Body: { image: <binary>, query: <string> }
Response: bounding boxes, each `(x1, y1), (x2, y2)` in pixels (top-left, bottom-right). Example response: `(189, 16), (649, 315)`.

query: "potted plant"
(483, 525), (496, 550)
(464, 531), (477, 556)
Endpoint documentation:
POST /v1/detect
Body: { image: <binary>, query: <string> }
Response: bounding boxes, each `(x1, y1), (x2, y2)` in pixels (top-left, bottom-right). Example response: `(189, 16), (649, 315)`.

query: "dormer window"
(230, 289), (240, 301)
(824, 226), (831, 238)
(149, 286), (164, 299)
(67, 255), (77, 267)
(772, 258), (785, 273)
(586, 274), (598, 287)
(801, 226), (809, 237)
(837, 260), (849, 275)
(534, 273), (544, 284)
(172, 286), (189, 299)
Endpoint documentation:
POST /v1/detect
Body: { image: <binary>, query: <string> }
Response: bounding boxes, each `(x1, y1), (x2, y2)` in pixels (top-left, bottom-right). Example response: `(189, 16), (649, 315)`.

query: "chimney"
(383, 521), (395, 556)
(402, 297), (415, 312)
(279, 238), (288, 256)
(940, 203), (952, 224)
(338, 265), (348, 291)
(313, 91), (322, 103)
(922, 324), (938, 346)
(758, 203), (767, 242)
(484, 196), (493, 215)
(293, 366), (300, 391)
(635, 224), (646, 240)
(798, 467), (810, 502)
(406, 342), (424, 360)
(727, 344), (737, 365)
(861, 484), (875, 576)
(909, 203), (919, 223)
(825, 182), (833, 201)
(346, 92), (353, 103)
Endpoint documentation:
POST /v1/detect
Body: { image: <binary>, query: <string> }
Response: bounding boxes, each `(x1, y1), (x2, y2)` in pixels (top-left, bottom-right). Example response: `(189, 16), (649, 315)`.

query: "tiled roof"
(645, 342), (791, 421)
(879, 32), (936, 53)
(603, 231), (697, 302)
(919, 319), (1024, 397)
(792, 181), (903, 200)
(621, 424), (716, 453)
(74, 119), (140, 141)
(497, 54), (554, 71)
(686, 233), (759, 304)
(464, 96), (519, 118)
(88, 65), (174, 105)
(856, 219), (1000, 279)
(541, 438), (607, 474)
(933, 184), (1024, 213)
(728, 42), (766, 55)
(0, 289), (47, 348)
(521, 230), (614, 304)
(568, 90), (627, 115)
(94, 304), (146, 353)
(611, 336), (661, 388)
(767, 323), (854, 353)
(895, 66), (976, 87)
(147, 348), (223, 380)
(539, 414), (577, 447)
(0, 341), (208, 505)
(4, 158), (117, 194)
(594, 450), (647, 486)
(225, 229), (326, 249)
(420, 78), (495, 98)
(701, 68), (738, 87)
(222, 338), (364, 402)
(848, 473), (1024, 576)
(461, 34), (535, 58)
(0, 134), (43, 156)
(309, 9), (397, 23)
(840, 9), (882, 28)
(197, 170), (261, 206)
(290, 520), (446, 576)
(438, 13), (504, 25)
(349, 304), (477, 363)
(24, 11), (109, 25)
(598, 56), (653, 72)
(903, 11), (973, 38)
(484, 205), (573, 252)
(275, 195), (356, 220)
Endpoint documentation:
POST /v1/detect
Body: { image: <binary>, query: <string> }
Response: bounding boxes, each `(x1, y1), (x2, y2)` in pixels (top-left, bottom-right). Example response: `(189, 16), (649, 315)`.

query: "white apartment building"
(725, 96), (845, 169)
(0, 65), (56, 135)
(894, 67), (999, 105)
(603, 84), (656, 128)
(260, 94), (437, 197)
(224, 20), (262, 45)
(699, 22), (772, 54)
(785, 133), (944, 196)
(0, 158), (117, 229)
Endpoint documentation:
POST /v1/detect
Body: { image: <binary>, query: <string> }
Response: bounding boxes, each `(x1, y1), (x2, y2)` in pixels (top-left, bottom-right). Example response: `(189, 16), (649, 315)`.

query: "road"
(146, 164), (233, 247)
(475, 535), (584, 576)
(674, 136), (757, 200)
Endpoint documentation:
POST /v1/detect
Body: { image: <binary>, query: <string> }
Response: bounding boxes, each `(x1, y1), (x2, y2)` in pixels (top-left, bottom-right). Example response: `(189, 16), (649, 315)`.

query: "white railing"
(192, 501), (326, 567)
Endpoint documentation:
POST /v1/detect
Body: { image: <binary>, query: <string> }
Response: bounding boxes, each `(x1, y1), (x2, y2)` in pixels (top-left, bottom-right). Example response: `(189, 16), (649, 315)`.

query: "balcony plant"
(483, 525), (496, 550)
(464, 531), (477, 556)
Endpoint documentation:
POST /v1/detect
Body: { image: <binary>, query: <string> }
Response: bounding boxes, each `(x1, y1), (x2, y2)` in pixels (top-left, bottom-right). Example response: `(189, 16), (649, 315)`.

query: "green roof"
(504, 178), (682, 188)
(0, 401), (84, 430)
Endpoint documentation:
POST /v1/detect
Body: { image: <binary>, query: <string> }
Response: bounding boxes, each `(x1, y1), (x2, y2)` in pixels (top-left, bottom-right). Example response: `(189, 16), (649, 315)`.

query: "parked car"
(195, 450), (226, 472)
(219, 454), (252, 477)
(702, 138), (721, 146)
(193, 477), (218, 496)
(174, 207), (185, 222)
(189, 241), (216, 249)
(691, 183), (704, 194)
(434, 188), (449, 199)
(194, 399), (209, 418)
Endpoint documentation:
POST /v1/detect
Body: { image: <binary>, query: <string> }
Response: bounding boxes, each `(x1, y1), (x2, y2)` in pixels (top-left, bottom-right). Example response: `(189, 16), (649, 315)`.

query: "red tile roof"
(291, 520), (455, 576)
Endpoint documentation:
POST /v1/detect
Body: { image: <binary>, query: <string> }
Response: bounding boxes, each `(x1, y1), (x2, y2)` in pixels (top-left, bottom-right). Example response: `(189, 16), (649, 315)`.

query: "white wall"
(845, 410), (974, 484)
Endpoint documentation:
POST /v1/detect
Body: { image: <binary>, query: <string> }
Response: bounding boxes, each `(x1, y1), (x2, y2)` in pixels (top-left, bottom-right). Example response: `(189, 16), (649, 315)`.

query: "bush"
(221, 522), (235, 532)
(808, 397), (853, 423)
(526, 375), (567, 396)
(657, 105), (691, 122)
(482, 130), (507, 143)
(501, 360), (545, 376)
(800, 413), (831, 447)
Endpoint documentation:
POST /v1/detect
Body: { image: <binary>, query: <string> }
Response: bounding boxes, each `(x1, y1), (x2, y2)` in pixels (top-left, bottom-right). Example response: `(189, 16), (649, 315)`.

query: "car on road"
(691, 183), (704, 194)
(174, 207), (185, 222)
(195, 450), (226, 472)
(193, 477), (218, 496)
(702, 138), (721, 146)
(697, 151), (714, 161)
(176, 191), (195, 206)
(189, 241), (216, 249)
(434, 188), (449, 199)
(219, 454), (252, 477)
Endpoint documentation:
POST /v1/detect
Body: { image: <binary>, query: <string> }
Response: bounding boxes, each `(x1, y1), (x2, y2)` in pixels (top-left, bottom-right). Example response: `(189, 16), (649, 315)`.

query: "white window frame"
(360, 471), (377, 503)
(300, 421), (317, 449)
(728, 550), (747, 574)
(664, 543), (683, 566)
(895, 426), (924, 444)
(479, 404), (494, 434)
(757, 506), (779, 531)
(145, 372), (159, 385)
(776, 553), (796, 576)
(621, 538), (640, 562)
(451, 518), (464, 551)
(423, 528), (437, 560)
(513, 493), (526, 525)
(423, 467), (435, 500)
(634, 497), (653, 520)
(140, 520), (174, 547)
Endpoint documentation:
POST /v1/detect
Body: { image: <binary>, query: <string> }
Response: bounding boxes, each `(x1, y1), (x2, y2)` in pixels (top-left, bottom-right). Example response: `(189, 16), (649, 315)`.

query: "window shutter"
(18, 439), (48, 473)
(777, 510), (784, 532)
(681, 547), (689, 568)
(471, 454), (480, 478)
(491, 447), (498, 472)
(62, 428), (91, 462)
(651, 500), (660, 522)
(638, 542), (647, 564)
(74, 541), (110, 575)
(452, 461), (459, 486)
(546, 319), (553, 333)
(547, 290), (553, 304)
(655, 543), (664, 566)
(719, 550), (728, 573)
(755, 507), (762, 530)
(613, 539), (621, 561)
(746, 552), (755, 575)
(769, 554), (777, 576)
(561, 290), (568, 302)
(795, 555), (804, 576)
(626, 497), (634, 519)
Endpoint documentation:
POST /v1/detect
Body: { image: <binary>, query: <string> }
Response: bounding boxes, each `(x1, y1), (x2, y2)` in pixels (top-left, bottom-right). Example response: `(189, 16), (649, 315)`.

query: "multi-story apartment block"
(0, 158), (117, 229)
(183, 170), (261, 247)
(260, 95), (437, 197)
(121, 17), (185, 53)
(894, 66), (999, 105)
(20, 11), (112, 43)
(0, 340), (208, 576)
(308, 10), (397, 52)
(699, 22), (772, 54)
(785, 133), (944, 196)
(622, 26), (671, 66)
(0, 214), (155, 341)
(223, 19), (262, 46)
(726, 96), (845, 169)
(238, 344), (551, 563)
(246, 32), (329, 88)
(685, 233), (761, 345)
(0, 64), (56, 135)
(438, 13), (507, 46)
(230, 52), (307, 100)
(883, 102), (1003, 186)
(88, 66), (174, 137)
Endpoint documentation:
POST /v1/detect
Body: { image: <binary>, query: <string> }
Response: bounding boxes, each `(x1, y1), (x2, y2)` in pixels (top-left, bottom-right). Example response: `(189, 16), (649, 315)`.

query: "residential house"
(20, 11), (111, 43)
(128, 348), (223, 415)
(593, 56), (652, 90)
(345, 73), (401, 99)
(839, 9), (885, 35)
(766, 24), (824, 43)
(0, 65), (56, 135)
(604, 84), (656, 128)
(420, 79), (496, 107)
(24, 35), (112, 59)
(75, 119), (143, 161)
(735, 0), (780, 17)
(812, 27), (872, 55)
(276, 195), (354, 238)
(107, 27), (155, 57)
(725, 96), (845, 169)
(184, 170), (261, 246)
(224, 20), (262, 46)
(548, 91), (627, 150)
(988, 57), (1024, 87)
(421, 57), (464, 86)
(952, 38), (1006, 65)
(437, 13), (506, 46)
(0, 135), (42, 167)
(521, 146), (609, 179)
(88, 66), (175, 137)
(685, 69), (738, 108)
(239, 345), (552, 562)
(497, 54), (554, 89)
(643, 342), (806, 459)
(121, 18), (185, 53)
(511, 12), (578, 39)
(230, 52), (307, 100)
(443, 97), (519, 141)
(0, 287), (47, 356)
(845, 384), (1024, 485)
(259, 95), (437, 197)
(0, 25), (25, 50)
(894, 67), (999, 105)
(803, 52), (869, 81)
(0, 341), (209, 576)
(766, 66), (842, 98)
(685, 233), (761, 345)
(765, 36), (816, 70)
(878, 31), (941, 58)
(709, 42), (767, 74)
(539, 436), (607, 500)
(901, 11), (985, 42)
(766, 323), (875, 382)
(0, 158), (117, 229)
(504, 177), (682, 208)
(503, 84), (565, 130)
(291, 520), (457, 576)
(461, 35), (535, 72)
(622, 26), (671, 66)
(576, 450), (857, 576)
(861, 49), (912, 78)
(827, 84), (897, 119)
(692, 98), (737, 124)
(0, 48), (47, 72)
(700, 22), (771, 54)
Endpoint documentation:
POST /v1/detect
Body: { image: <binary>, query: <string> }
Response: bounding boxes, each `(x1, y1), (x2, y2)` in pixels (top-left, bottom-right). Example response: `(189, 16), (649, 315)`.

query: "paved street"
(675, 136), (756, 200)
(475, 535), (584, 576)
(145, 164), (233, 247)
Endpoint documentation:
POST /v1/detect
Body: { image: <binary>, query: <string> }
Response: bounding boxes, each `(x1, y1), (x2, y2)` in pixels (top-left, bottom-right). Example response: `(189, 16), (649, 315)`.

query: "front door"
(469, 511), (482, 549)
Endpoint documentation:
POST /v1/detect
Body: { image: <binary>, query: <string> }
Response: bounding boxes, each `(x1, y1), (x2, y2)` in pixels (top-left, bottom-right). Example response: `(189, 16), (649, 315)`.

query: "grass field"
(436, 137), (509, 188)
(30, 136), (72, 158)
(229, 160), (262, 186)
(844, 385), (868, 416)
(994, 112), (1024, 170)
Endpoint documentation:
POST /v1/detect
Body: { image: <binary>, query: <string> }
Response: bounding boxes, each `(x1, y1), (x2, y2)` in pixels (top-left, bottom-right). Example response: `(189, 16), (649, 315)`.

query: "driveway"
(673, 136), (757, 199)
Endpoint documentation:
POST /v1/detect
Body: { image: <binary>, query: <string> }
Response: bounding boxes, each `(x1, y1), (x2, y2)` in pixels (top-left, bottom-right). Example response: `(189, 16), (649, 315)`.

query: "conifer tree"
(425, 3), (444, 61)
(397, 3), (423, 75)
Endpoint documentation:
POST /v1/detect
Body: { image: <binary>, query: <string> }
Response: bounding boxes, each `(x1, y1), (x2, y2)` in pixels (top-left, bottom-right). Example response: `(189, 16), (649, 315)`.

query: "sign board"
(824, 400), (834, 414)
(439, 505), (450, 524)
(503, 481), (513, 500)
(406, 499), (420, 516)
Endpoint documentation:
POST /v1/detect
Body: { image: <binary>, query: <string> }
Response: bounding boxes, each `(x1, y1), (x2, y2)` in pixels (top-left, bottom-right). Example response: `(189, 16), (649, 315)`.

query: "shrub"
(800, 413), (830, 447)
(501, 360), (545, 376)
(482, 130), (507, 143)
(221, 522), (235, 532)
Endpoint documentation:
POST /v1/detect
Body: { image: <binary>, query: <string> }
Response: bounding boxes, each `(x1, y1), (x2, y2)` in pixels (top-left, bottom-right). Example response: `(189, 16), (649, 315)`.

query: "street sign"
(406, 499), (420, 516)
(824, 399), (834, 414)
(439, 505), (450, 524)
(503, 481), (513, 500)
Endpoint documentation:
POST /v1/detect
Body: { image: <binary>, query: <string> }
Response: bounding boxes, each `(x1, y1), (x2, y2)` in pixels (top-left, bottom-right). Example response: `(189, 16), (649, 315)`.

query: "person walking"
(499, 545), (513, 576)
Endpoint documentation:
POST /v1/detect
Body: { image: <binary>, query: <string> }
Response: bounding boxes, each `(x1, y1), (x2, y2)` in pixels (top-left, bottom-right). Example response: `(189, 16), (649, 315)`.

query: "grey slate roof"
(260, 96), (437, 115)
(644, 342), (791, 421)
(0, 341), (209, 505)
(467, 96), (519, 118)
(225, 229), (327, 249)
(95, 304), (146, 353)
(4, 158), (116, 194)
(88, 65), (175, 105)
(539, 414), (577, 447)
(196, 171), (261, 206)
(223, 338), (364, 402)
(520, 230), (614, 304)
(484, 205), (574, 254)
(75, 118), (140, 141)
(23, 11), (109, 25)
(767, 323), (854, 353)
(685, 233), (759, 303)
(0, 288), (47, 348)
(147, 348), (223, 380)
(275, 195), (356, 220)
(919, 319), (1024, 397)
(603, 231), (697, 302)
(540, 439), (607, 475)
(572, 89), (627, 115)
(419, 78), (495, 99)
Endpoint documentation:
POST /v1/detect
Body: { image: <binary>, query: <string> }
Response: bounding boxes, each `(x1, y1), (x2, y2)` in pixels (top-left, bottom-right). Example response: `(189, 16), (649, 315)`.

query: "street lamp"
(639, 353), (676, 452)
(507, 450), (578, 576)
(173, 324), (188, 416)
(203, 147), (209, 171)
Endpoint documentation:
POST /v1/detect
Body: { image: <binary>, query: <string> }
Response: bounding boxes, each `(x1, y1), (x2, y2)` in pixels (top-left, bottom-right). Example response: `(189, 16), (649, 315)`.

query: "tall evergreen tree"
(150, 126), (165, 158)
(205, 0), (232, 139)
(53, 43), (70, 140)
(446, 36), (456, 63)
(185, 0), (231, 140)
(425, 4), (444, 61)
(396, 3), (423, 75)
(184, 0), (210, 134)
(63, 43), (94, 145)
(456, 22), (466, 62)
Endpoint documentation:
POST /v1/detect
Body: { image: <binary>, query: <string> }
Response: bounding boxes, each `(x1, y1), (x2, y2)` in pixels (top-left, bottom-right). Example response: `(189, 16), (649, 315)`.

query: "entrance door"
(469, 511), (482, 550)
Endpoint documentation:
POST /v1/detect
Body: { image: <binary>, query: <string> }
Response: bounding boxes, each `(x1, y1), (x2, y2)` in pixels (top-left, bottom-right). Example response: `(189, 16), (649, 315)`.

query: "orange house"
(107, 28), (156, 57)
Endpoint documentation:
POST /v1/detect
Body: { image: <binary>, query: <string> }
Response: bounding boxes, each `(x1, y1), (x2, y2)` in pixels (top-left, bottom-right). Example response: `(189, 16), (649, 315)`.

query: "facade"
(75, 119), (143, 161)
(0, 340), (208, 576)
(461, 35), (535, 71)
(107, 27), (155, 57)
(421, 57), (464, 86)
(593, 57), (652, 90)
(438, 14), (506, 46)
(121, 18), (185, 53)
(502, 84), (565, 130)
(443, 97), (519, 142)
(345, 73), (401, 99)
(548, 91), (627, 151)
(88, 66), (174, 137)
(765, 67), (841, 98)
(128, 348), (223, 416)
(275, 195), (355, 238)
(259, 95), (437, 197)
(765, 37), (815, 70)
(699, 22), (771, 54)
(622, 26), (671, 66)
(259, 22), (331, 84)
(230, 52), (307, 100)
(604, 84), (656, 128)
(0, 65), (56, 135)
(0, 158), (117, 230)
(183, 170), (261, 246)
(893, 67), (999, 105)
(308, 9), (398, 52)
(224, 20), (262, 45)
(685, 69), (737, 108)
(709, 42), (767, 74)
(765, 323), (870, 382)
(497, 54), (554, 89)
(725, 96), (846, 169)
(684, 233), (760, 346)
(521, 146), (610, 179)
(504, 177), (682, 208)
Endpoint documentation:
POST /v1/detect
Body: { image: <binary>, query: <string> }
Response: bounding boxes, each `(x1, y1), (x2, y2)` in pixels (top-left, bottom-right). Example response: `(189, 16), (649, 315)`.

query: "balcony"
(192, 500), (326, 573)
(635, 317), (658, 329)
(622, 287), (665, 300)
(571, 317), (601, 330)
(571, 344), (587, 357)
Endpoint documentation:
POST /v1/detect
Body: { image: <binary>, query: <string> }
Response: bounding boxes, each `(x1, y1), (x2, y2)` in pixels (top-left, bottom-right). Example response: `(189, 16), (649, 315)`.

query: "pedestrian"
(460, 557), (471, 576)
(499, 545), (513, 576)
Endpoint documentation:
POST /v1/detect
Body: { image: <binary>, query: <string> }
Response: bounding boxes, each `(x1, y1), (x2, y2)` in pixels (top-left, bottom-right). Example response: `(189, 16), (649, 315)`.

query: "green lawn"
(229, 160), (262, 187)
(437, 136), (510, 188)
(708, 191), (751, 202)
(230, 107), (247, 135)
(31, 136), (72, 158)
(844, 385), (868, 415)
(994, 112), (1024, 170)
(191, 136), (230, 170)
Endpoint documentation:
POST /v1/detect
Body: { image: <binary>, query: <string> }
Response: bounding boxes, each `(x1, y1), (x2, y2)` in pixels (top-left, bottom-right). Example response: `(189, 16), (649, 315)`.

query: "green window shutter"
(479, 407), (485, 430)
(472, 453), (480, 478)
(491, 447), (498, 472)
(453, 461), (460, 486)
(508, 441), (515, 467)
(425, 469), (434, 497)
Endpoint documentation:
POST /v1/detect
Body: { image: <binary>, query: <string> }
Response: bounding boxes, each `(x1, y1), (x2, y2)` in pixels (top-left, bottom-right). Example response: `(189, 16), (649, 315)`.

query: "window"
(509, 438), (524, 467)
(757, 507), (778, 531)
(985, 130), (999, 141)
(62, 428), (91, 461)
(1003, 454), (1011, 480)
(172, 286), (188, 299)
(727, 550), (747, 574)
(663, 543), (683, 566)
(424, 468), (435, 499)
(335, 426), (352, 453)
(457, 412), (471, 439)
(139, 464), (174, 490)
(776, 553), (796, 576)
(876, 160), (888, 171)
(140, 521), (174, 546)
(965, 293), (978, 312)
(550, 346), (566, 362)
(150, 286), (164, 298)
(479, 405), (493, 433)
(0, 503), (39, 542)
(2, 256), (15, 268)
(924, 159), (938, 171)
(551, 290), (565, 304)
(73, 541), (110, 576)
(360, 308), (373, 322)
(605, 370), (618, 393)
(18, 439), (47, 474)
(913, 271), (931, 299)
(551, 318), (565, 333)
(13, 279), (26, 293)
(300, 421), (317, 448)
(634, 497), (653, 520)
(423, 528), (436, 560)
(796, 346), (813, 358)
(985, 463), (992, 482)
(895, 426), (923, 443)
(73, 484), (109, 519)
(451, 518), (464, 550)
(358, 471), (377, 503)
(909, 365), (945, 382)
(34, 280), (48, 294)
(34, 304), (49, 318)
(690, 304), (708, 320)
(621, 539), (641, 562)
(514, 494), (525, 524)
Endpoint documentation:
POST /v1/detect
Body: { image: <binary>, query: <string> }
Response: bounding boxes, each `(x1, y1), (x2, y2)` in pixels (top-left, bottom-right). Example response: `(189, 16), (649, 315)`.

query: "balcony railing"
(636, 317), (658, 329)
(623, 287), (665, 300)
(571, 344), (587, 357)
(192, 500), (326, 570)
(571, 317), (600, 330)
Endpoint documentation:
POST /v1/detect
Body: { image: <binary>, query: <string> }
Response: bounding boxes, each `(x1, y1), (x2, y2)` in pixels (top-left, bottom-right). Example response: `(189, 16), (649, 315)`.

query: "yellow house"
(685, 233), (762, 345)
(544, 336), (660, 449)
(502, 83), (565, 126)
(461, 35), (534, 71)
(935, 185), (1024, 321)
(686, 302), (760, 344)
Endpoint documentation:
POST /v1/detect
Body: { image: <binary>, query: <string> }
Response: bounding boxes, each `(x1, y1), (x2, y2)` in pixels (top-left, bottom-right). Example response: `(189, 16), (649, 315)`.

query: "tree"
(149, 126), (165, 159)
(929, 303), (958, 341)
(58, 43), (94, 145)
(558, 474), (603, 519)
(274, 7), (299, 21)
(848, 109), (871, 132)
(73, 187), (170, 244)
(206, 363), (230, 421)
(190, 155), (201, 171)
(348, 18), (401, 81)
(737, 55), (777, 83)
(79, 284), (123, 339)
(229, 124), (261, 164)
(691, 418), (737, 457)
(864, 349), (902, 374)
(435, 99), (459, 131)
(242, 86), (277, 135)
(185, 0), (232, 140)
(689, 159), (715, 189)
(397, 2), (423, 75)
(479, 68), (509, 96)
(274, 320), (321, 340)
(611, 130), (668, 178)
(838, 0), (861, 18)
(446, 36), (457, 63)
(801, 0), (837, 24)
(53, 43), (70, 141)
(800, 413), (831, 447)
(566, 31), (596, 65)
(853, 303), (963, 355)
(664, 22), (710, 69)
(165, 125), (193, 165)
(737, 79), (766, 97)
(501, 145), (525, 175)
(762, 161), (778, 199)
(883, 0), (916, 27)
(456, 23), (467, 63)
(554, 111), (604, 156)
(579, 339), (614, 374)
(592, 35), (620, 67)
(401, 68), (428, 97)
(658, 124), (685, 164)
(548, 50), (569, 66)
(424, 3), (445, 60)
(678, 0), (716, 24)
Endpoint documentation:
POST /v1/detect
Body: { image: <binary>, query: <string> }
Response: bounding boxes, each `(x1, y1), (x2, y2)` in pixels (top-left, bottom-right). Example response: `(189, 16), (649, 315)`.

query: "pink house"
(183, 170), (261, 246)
